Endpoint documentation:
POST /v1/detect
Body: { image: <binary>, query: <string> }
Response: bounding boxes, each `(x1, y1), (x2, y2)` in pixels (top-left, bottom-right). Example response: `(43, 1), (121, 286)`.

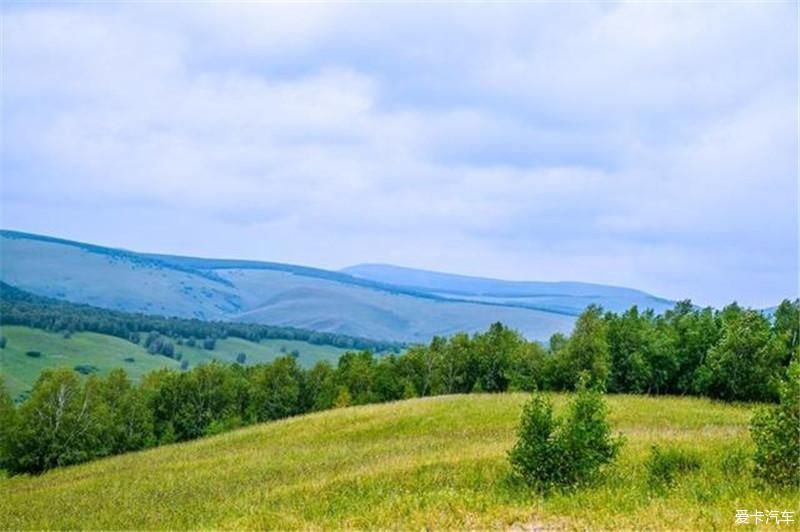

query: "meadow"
(1, 393), (796, 530)
(0, 325), (347, 400)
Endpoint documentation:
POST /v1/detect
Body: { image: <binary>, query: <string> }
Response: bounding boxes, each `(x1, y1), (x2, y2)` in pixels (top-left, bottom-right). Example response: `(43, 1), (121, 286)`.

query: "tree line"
(0, 298), (796, 475)
(0, 282), (403, 353)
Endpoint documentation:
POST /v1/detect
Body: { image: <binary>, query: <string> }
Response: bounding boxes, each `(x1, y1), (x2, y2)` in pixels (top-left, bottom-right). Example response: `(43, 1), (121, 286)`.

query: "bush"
(751, 362), (800, 487)
(25, 350), (42, 358)
(508, 394), (559, 489)
(509, 385), (623, 491)
(646, 445), (701, 489)
(73, 364), (99, 375)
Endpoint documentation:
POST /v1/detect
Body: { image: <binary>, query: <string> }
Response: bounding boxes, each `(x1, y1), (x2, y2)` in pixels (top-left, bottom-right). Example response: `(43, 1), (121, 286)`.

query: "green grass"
(0, 326), (179, 400)
(1, 393), (795, 529)
(0, 326), (348, 400)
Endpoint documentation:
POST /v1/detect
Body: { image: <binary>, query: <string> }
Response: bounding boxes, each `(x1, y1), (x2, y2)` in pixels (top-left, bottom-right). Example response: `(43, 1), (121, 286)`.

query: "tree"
(751, 362), (800, 486)
(335, 351), (376, 405)
(696, 309), (783, 402)
(0, 377), (17, 470)
(508, 341), (547, 392)
(99, 369), (155, 453)
(9, 369), (110, 473)
(248, 356), (302, 422)
(558, 306), (610, 390)
(773, 299), (800, 364)
(606, 307), (653, 394)
(473, 322), (525, 393)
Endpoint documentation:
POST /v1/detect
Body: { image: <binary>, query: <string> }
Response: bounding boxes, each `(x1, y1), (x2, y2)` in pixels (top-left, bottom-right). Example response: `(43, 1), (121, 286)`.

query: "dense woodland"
(0, 296), (797, 474)
(0, 282), (403, 353)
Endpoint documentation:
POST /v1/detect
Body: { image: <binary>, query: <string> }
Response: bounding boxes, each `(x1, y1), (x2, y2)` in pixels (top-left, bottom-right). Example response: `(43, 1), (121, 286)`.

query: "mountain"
(342, 263), (674, 315)
(0, 230), (673, 342)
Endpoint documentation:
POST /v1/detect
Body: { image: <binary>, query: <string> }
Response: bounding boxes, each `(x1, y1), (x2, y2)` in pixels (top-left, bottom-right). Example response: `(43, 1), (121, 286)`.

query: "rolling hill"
(0, 325), (348, 400)
(1, 393), (793, 530)
(342, 263), (675, 315)
(0, 230), (674, 343)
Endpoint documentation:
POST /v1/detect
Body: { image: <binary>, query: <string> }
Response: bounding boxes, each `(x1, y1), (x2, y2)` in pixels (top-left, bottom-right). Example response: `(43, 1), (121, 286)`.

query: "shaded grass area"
(0, 326), (347, 399)
(1, 393), (796, 529)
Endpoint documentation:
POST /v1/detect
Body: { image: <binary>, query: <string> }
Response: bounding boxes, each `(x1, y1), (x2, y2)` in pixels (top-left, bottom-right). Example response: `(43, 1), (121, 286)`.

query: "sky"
(1, 2), (797, 308)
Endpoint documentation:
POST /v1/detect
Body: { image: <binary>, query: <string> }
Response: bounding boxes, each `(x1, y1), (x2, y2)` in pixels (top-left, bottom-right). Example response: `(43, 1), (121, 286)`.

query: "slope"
(0, 325), (348, 400)
(1, 394), (795, 530)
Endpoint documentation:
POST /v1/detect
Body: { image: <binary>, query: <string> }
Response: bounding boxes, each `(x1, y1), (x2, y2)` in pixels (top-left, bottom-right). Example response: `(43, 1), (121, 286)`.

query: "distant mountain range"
(0, 230), (675, 342)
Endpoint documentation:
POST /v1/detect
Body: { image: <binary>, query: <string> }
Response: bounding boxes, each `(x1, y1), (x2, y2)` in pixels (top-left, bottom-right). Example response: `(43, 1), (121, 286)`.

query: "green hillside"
(0, 325), (347, 400)
(1, 394), (796, 530)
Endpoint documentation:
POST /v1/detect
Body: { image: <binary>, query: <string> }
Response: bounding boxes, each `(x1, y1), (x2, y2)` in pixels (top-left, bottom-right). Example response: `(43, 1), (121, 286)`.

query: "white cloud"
(1, 1), (796, 307)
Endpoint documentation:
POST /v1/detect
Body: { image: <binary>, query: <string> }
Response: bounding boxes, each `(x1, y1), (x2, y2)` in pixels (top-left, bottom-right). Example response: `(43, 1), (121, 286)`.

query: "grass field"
(0, 326), (348, 400)
(1, 393), (796, 530)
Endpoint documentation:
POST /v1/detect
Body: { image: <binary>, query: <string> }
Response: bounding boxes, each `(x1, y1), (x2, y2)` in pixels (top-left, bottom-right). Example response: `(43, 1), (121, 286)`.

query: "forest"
(0, 297), (797, 475)
(0, 282), (403, 353)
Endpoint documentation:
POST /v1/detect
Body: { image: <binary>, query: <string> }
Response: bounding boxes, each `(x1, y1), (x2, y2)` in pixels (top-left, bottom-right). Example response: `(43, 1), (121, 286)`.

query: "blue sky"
(1, 2), (797, 307)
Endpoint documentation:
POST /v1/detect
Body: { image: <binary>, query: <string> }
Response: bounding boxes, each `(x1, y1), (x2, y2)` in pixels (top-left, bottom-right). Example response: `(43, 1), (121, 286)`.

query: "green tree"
(559, 306), (610, 390)
(473, 322), (525, 392)
(9, 369), (110, 473)
(696, 309), (783, 402)
(508, 341), (547, 392)
(606, 307), (653, 394)
(0, 376), (17, 470)
(248, 356), (302, 422)
(751, 362), (800, 486)
(99, 369), (155, 453)
(773, 299), (800, 364)
(335, 351), (376, 405)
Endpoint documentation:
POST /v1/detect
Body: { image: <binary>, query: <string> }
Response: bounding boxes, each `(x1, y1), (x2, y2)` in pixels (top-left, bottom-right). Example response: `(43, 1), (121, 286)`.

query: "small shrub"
(509, 385), (623, 491)
(25, 351), (42, 358)
(236, 352), (247, 365)
(751, 362), (800, 487)
(508, 394), (559, 489)
(646, 445), (702, 489)
(73, 364), (99, 375)
(0, 336), (7, 349)
(180, 360), (189, 371)
(123, 357), (135, 363)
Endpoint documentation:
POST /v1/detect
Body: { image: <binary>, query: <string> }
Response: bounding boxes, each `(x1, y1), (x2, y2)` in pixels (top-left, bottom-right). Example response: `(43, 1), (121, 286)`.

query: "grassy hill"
(0, 230), (675, 343)
(1, 393), (795, 529)
(0, 325), (348, 400)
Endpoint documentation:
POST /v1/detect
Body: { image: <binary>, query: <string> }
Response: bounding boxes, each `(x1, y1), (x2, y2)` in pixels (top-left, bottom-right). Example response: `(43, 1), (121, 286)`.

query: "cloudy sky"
(1, 2), (797, 307)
